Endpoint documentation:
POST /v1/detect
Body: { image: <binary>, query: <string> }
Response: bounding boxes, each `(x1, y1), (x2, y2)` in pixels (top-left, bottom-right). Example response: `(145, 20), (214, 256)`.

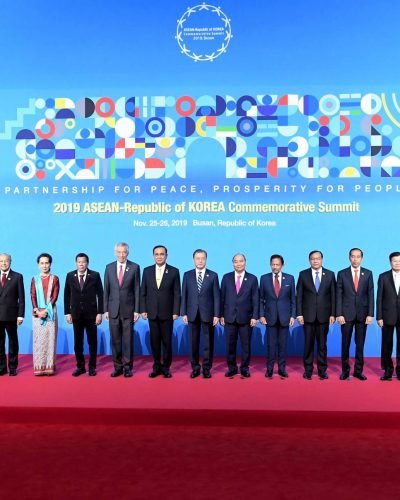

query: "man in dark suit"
(64, 253), (104, 377)
(0, 253), (25, 376)
(296, 250), (336, 380)
(181, 249), (220, 379)
(377, 251), (400, 381)
(220, 253), (259, 378)
(141, 245), (180, 378)
(336, 248), (374, 381)
(260, 254), (296, 379)
(104, 242), (140, 378)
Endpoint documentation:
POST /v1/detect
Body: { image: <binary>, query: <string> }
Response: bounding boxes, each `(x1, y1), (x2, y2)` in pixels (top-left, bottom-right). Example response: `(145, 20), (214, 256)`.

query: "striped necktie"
(197, 272), (203, 292)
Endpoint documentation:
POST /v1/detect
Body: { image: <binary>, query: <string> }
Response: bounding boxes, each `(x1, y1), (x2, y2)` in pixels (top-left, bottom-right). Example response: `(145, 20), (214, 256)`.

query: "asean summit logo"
(176, 3), (232, 62)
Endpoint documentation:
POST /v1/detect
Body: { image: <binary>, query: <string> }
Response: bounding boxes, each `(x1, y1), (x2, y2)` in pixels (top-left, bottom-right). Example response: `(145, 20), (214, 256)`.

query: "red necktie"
(354, 269), (359, 292)
(274, 273), (280, 297)
(118, 265), (124, 287)
(1, 273), (6, 287)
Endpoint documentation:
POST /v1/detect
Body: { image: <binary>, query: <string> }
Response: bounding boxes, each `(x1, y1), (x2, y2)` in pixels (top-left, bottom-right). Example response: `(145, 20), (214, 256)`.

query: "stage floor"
(0, 355), (399, 426)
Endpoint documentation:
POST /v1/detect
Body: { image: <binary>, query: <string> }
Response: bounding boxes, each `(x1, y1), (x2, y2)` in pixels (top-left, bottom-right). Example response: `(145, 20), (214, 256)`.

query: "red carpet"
(1, 355), (399, 417)
(1, 356), (399, 499)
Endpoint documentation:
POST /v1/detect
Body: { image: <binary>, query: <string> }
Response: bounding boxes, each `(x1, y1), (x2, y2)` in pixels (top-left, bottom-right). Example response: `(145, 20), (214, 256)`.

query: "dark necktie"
(79, 274), (84, 290)
(1, 273), (6, 287)
(274, 273), (280, 297)
(197, 272), (203, 292)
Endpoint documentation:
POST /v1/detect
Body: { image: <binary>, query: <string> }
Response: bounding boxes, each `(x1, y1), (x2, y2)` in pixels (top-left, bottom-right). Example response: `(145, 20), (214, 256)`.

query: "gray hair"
(114, 242), (129, 253)
(232, 253), (246, 262)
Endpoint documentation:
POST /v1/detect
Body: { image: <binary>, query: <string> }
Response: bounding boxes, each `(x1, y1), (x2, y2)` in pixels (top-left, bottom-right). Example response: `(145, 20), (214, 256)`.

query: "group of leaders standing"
(0, 245), (399, 381)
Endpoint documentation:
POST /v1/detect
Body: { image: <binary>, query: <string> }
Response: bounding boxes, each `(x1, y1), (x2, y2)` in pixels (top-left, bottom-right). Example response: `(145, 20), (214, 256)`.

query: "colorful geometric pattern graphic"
(8, 93), (400, 181)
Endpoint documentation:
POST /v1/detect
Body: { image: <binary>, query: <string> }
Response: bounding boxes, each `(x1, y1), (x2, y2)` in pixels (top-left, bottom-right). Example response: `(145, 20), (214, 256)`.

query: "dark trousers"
(0, 321), (18, 371)
(341, 320), (367, 375)
(73, 316), (98, 369)
(109, 316), (133, 370)
(189, 312), (214, 370)
(266, 323), (288, 371)
(303, 321), (329, 375)
(225, 321), (252, 370)
(381, 322), (400, 375)
(149, 317), (173, 371)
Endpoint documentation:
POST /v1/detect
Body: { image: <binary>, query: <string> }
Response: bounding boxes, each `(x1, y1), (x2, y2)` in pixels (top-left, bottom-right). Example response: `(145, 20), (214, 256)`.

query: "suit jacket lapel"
(389, 271), (398, 295)
(306, 269), (315, 290)
(238, 272), (248, 296)
(84, 270), (92, 290)
(345, 267), (355, 292)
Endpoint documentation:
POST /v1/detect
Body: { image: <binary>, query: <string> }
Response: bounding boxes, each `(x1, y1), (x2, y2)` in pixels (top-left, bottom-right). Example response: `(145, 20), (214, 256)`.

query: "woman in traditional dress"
(30, 253), (60, 375)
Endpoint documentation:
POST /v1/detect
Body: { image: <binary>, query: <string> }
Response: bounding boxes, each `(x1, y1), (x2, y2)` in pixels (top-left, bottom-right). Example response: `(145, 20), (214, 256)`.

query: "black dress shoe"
(265, 370), (273, 379)
(149, 369), (162, 378)
(278, 370), (288, 378)
(9, 369), (17, 377)
(111, 369), (123, 378)
(72, 368), (86, 377)
(303, 372), (312, 380)
(190, 369), (201, 378)
(124, 368), (133, 378)
(240, 369), (251, 378)
(225, 368), (238, 377)
(163, 370), (172, 378)
(88, 368), (97, 376)
(380, 373), (392, 381)
(202, 369), (212, 379)
(0, 369), (8, 376)
(339, 372), (350, 380)
(319, 373), (329, 380)
(353, 372), (367, 381)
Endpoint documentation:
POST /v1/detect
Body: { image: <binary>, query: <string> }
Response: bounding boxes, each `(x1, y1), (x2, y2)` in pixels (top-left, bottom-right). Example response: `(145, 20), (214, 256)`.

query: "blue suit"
(221, 271), (259, 371)
(259, 272), (296, 372)
(181, 268), (220, 370)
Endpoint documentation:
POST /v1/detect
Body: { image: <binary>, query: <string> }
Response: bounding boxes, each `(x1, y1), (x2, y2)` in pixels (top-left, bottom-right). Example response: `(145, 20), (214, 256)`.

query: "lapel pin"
(166, 269), (169, 274)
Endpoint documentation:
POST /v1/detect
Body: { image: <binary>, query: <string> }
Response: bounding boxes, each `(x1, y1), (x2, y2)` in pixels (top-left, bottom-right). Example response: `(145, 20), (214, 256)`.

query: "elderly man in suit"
(141, 245), (180, 378)
(64, 253), (104, 377)
(260, 254), (296, 379)
(377, 251), (400, 381)
(104, 242), (140, 378)
(297, 250), (336, 380)
(0, 253), (25, 376)
(221, 253), (259, 378)
(336, 248), (374, 381)
(181, 249), (220, 379)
